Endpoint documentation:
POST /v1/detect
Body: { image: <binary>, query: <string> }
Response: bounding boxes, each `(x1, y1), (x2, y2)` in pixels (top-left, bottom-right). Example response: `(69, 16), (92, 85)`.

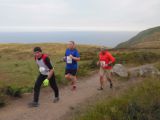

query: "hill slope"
(0, 43), (99, 106)
(116, 26), (160, 48)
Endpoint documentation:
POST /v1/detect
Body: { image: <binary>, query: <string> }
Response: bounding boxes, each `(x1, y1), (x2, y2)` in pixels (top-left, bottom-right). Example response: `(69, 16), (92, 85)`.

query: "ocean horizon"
(0, 31), (138, 47)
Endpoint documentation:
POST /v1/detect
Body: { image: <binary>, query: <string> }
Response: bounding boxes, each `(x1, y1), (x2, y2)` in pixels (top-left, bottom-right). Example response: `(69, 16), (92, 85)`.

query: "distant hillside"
(116, 26), (160, 48)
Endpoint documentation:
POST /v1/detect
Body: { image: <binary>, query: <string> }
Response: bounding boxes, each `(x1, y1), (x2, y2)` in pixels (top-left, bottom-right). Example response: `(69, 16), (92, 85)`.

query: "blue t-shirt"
(65, 48), (80, 70)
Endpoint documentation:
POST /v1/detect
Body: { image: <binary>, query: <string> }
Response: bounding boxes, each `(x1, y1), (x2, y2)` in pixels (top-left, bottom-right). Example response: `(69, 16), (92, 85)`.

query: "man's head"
(100, 46), (107, 54)
(33, 47), (42, 58)
(68, 41), (75, 49)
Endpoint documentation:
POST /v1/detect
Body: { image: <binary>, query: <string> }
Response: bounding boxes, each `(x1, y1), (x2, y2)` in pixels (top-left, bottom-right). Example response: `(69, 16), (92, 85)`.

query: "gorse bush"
(154, 62), (160, 71)
(0, 93), (5, 108)
(5, 85), (33, 97)
(113, 51), (160, 65)
(5, 86), (22, 97)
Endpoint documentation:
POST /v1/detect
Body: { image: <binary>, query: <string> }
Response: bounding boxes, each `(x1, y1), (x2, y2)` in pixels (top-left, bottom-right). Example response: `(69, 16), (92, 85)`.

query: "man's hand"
(69, 54), (74, 59)
(69, 54), (80, 61)
(62, 57), (66, 62)
(108, 62), (113, 66)
(47, 69), (54, 80)
(43, 79), (49, 87)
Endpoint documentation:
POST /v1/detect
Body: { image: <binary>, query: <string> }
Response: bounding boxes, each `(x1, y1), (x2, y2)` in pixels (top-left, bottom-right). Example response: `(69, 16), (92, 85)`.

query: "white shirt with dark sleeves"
(36, 56), (53, 75)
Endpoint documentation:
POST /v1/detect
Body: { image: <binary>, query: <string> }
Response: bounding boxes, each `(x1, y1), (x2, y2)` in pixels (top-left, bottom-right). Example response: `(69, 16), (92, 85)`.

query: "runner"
(64, 41), (80, 91)
(29, 47), (59, 107)
(97, 47), (115, 90)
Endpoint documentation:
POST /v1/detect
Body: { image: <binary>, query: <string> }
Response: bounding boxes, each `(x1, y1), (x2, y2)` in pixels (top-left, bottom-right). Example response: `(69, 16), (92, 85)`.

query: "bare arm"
(72, 56), (80, 61)
(44, 57), (55, 80)
(47, 69), (54, 80)
(70, 55), (80, 61)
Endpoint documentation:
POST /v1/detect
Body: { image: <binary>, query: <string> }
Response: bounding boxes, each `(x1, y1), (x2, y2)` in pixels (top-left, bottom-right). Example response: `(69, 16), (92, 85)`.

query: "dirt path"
(0, 68), (143, 120)
(0, 73), (101, 120)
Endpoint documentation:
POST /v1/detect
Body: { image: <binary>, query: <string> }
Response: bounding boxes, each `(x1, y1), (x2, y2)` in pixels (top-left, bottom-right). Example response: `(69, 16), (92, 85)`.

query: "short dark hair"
(33, 47), (42, 52)
(69, 41), (75, 45)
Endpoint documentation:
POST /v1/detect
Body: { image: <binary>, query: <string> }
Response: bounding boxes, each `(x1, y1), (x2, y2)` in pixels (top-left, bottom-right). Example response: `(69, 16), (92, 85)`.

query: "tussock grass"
(73, 77), (160, 120)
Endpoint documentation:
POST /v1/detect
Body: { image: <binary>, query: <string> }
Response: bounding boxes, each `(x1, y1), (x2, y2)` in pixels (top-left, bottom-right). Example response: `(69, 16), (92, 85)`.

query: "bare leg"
(100, 76), (104, 89)
(65, 74), (77, 90)
(107, 78), (113, 88)
(98, 76), (104, 90)
(70, 75), (77, 90)
(65, 74), (71, 81)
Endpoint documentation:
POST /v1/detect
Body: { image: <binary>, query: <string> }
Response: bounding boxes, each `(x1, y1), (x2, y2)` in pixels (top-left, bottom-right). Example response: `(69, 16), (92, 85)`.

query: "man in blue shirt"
(64, 41), (80, 91)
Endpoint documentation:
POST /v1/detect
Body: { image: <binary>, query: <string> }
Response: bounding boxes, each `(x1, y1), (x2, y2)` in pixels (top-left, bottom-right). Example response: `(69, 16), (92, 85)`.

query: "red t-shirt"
(99, 51), (115, 70)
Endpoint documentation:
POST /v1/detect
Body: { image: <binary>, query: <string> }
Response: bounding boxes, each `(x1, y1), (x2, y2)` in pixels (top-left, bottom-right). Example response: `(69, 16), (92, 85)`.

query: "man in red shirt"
(97, 47), (115, 90)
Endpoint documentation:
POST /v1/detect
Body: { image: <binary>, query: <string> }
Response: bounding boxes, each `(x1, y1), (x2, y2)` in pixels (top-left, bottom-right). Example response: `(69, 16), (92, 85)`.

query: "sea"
(0, 31), (138, 47)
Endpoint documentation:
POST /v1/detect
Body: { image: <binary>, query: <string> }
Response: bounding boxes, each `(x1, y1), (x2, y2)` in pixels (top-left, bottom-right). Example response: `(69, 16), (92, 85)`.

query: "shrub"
(154, 62), (160, 71)
(0, 92), (5, 108)
(5, 86), (22, 97)
(113, 51), (160, 65)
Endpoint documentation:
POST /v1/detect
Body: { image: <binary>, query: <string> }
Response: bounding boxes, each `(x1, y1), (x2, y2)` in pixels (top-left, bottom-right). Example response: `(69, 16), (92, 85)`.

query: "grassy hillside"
(0, 44), (96, 86)
(0, 43), (99, 104)
(116, 26), (160, 48)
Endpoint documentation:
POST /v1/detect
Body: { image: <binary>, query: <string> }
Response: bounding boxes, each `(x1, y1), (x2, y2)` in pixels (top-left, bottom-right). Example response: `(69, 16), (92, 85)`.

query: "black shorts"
(65, 69), (77, 76)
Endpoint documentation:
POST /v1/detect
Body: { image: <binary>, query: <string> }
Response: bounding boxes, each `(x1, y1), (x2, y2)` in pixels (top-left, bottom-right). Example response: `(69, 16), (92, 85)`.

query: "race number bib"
(67, 56), (72, 64)
(100, 61), (106, 67)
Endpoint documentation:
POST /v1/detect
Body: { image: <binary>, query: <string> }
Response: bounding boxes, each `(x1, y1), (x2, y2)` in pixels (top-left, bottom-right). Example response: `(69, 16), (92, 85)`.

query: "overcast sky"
(0, 0), (160, 31)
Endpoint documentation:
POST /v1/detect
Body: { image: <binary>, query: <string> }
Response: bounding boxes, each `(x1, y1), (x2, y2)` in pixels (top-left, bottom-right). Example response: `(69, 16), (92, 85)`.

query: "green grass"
(116, 26), (160, 48)
(113, 51), (160, 66)
(73, 77), (160, 120)
(154, 62), (160, 71)
(0, 43), (99, 106)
